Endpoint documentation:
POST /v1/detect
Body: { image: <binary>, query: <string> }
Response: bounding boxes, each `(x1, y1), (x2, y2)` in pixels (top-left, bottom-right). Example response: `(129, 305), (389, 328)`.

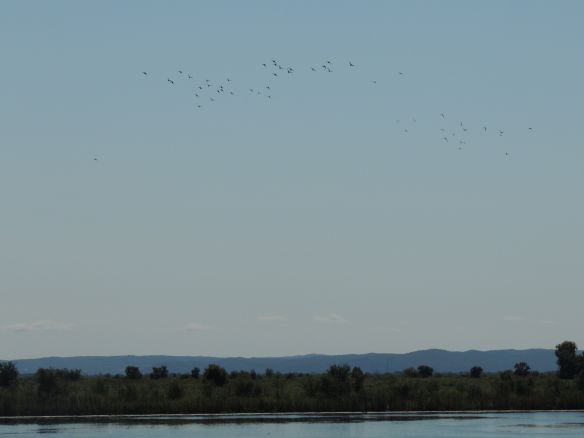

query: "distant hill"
(2, 349), (558, 375)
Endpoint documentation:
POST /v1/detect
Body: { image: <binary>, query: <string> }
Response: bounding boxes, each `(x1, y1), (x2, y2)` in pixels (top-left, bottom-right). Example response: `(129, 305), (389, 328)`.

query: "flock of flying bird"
(139, 58), (534, 158)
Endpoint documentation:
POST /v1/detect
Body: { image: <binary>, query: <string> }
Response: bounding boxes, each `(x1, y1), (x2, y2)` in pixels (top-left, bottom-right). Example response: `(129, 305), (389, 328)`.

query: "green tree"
(0, 362), (19, 387)
(125, 366), (142, 380)
(36, 368), (58, 395)
(150, 366), (168, 380)
(351, 366), (365, 392)
(403, 367), (419, 378)
(513, 362), (531, 376)
(328, 364), (351, 381)
(417, 365), (434, 378)
(203, 364), (228, 386)
(469, 366), (483, 378)
(555, 341), (579, 379)
(191, 367), (200, 379)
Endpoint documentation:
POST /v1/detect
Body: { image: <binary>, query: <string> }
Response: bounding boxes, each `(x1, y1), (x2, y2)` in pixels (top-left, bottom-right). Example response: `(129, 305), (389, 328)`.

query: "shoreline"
(1, 410), (583, 425)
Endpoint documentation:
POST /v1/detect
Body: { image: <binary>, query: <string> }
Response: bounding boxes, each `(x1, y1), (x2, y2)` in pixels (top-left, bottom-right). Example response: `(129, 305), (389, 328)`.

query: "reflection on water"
(1, 412), (584, 437)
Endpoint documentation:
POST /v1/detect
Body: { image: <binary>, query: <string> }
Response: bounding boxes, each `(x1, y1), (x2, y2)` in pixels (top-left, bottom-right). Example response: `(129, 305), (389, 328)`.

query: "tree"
(513, 362), (531, 376)
(125, 366), (142, 380)
(191, 367), (200, 379)
(0, 362), (18, 387)
(403, 367), (419, 378)
(328, 364), (351, 382)
(150, 365), (168, 380)
(203, 364), (228, 386)
(555, 341), (579, 379)
(264, 368), (274, 377)
(351, 366), (365, 392)
(36, 368), (58, 395)
(417, 365), (434, 378)
(469, 366), (483, 378)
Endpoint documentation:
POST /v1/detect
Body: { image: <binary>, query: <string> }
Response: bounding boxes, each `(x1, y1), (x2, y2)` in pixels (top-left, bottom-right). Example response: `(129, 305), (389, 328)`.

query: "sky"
(1, 1), (583, 359)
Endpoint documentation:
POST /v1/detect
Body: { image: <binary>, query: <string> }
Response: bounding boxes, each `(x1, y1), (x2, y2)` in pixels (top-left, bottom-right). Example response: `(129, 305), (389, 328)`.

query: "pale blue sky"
(1, 1), (583, 359)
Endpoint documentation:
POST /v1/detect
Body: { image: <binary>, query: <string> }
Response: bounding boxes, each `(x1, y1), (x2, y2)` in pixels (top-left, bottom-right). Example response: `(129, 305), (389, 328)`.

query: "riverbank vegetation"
(1, 341), (584, 416)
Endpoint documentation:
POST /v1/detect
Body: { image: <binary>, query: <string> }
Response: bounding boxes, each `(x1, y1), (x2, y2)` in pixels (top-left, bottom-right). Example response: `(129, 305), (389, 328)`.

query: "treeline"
(1, 341), (584, 416)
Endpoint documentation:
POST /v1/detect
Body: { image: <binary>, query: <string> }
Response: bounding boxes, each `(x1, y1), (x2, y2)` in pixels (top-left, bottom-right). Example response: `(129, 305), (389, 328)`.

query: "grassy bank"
(2, 368), (584, 416)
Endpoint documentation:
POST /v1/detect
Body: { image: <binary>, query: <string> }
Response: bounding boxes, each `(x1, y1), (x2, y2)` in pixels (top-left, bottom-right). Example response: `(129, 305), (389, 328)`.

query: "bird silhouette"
(142, 72), (148, 76)
(167, 79), (174, 85)
(349, 61), (355, 67)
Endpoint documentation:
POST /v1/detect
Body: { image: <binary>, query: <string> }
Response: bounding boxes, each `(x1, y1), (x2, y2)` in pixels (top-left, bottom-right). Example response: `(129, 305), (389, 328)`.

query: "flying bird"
(349, 61), (355, 67)
(167, 79), (174, 85)
(142, 72), (148, 76)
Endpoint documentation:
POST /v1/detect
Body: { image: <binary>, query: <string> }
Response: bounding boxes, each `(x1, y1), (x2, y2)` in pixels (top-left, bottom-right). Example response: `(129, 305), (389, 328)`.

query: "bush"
(0, 362), (19, 388)
(191, 367), (200, 379)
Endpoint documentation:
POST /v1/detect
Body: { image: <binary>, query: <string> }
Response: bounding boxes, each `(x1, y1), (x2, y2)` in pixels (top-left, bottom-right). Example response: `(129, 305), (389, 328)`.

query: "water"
(1, 412), (584, 437)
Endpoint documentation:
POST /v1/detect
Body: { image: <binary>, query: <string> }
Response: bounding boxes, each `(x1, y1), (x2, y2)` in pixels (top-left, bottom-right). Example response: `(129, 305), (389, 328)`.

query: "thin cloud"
(257, 315), (287, 322)
(1, 320), (75, 332)
(184, 323), (213, 332)
(313, 313), (347, 324)
(503, 315), (524, 322)
(540, 319), (559, 325)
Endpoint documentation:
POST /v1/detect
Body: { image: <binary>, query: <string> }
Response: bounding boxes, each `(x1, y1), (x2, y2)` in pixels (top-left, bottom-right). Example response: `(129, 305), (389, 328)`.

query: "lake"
(1, 412), (584, 437)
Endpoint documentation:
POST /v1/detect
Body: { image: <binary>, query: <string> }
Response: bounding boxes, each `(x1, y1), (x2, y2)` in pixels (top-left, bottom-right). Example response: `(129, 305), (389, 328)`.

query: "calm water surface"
(1, 412), (584, 437)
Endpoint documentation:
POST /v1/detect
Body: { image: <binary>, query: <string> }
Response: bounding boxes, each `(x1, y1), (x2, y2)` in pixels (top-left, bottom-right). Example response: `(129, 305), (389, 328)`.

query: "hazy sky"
(1, 1), (583, 359)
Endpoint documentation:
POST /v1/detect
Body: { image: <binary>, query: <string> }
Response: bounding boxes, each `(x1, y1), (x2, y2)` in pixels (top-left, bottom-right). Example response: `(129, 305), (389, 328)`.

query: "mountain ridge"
(2, 348), (559, 375)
